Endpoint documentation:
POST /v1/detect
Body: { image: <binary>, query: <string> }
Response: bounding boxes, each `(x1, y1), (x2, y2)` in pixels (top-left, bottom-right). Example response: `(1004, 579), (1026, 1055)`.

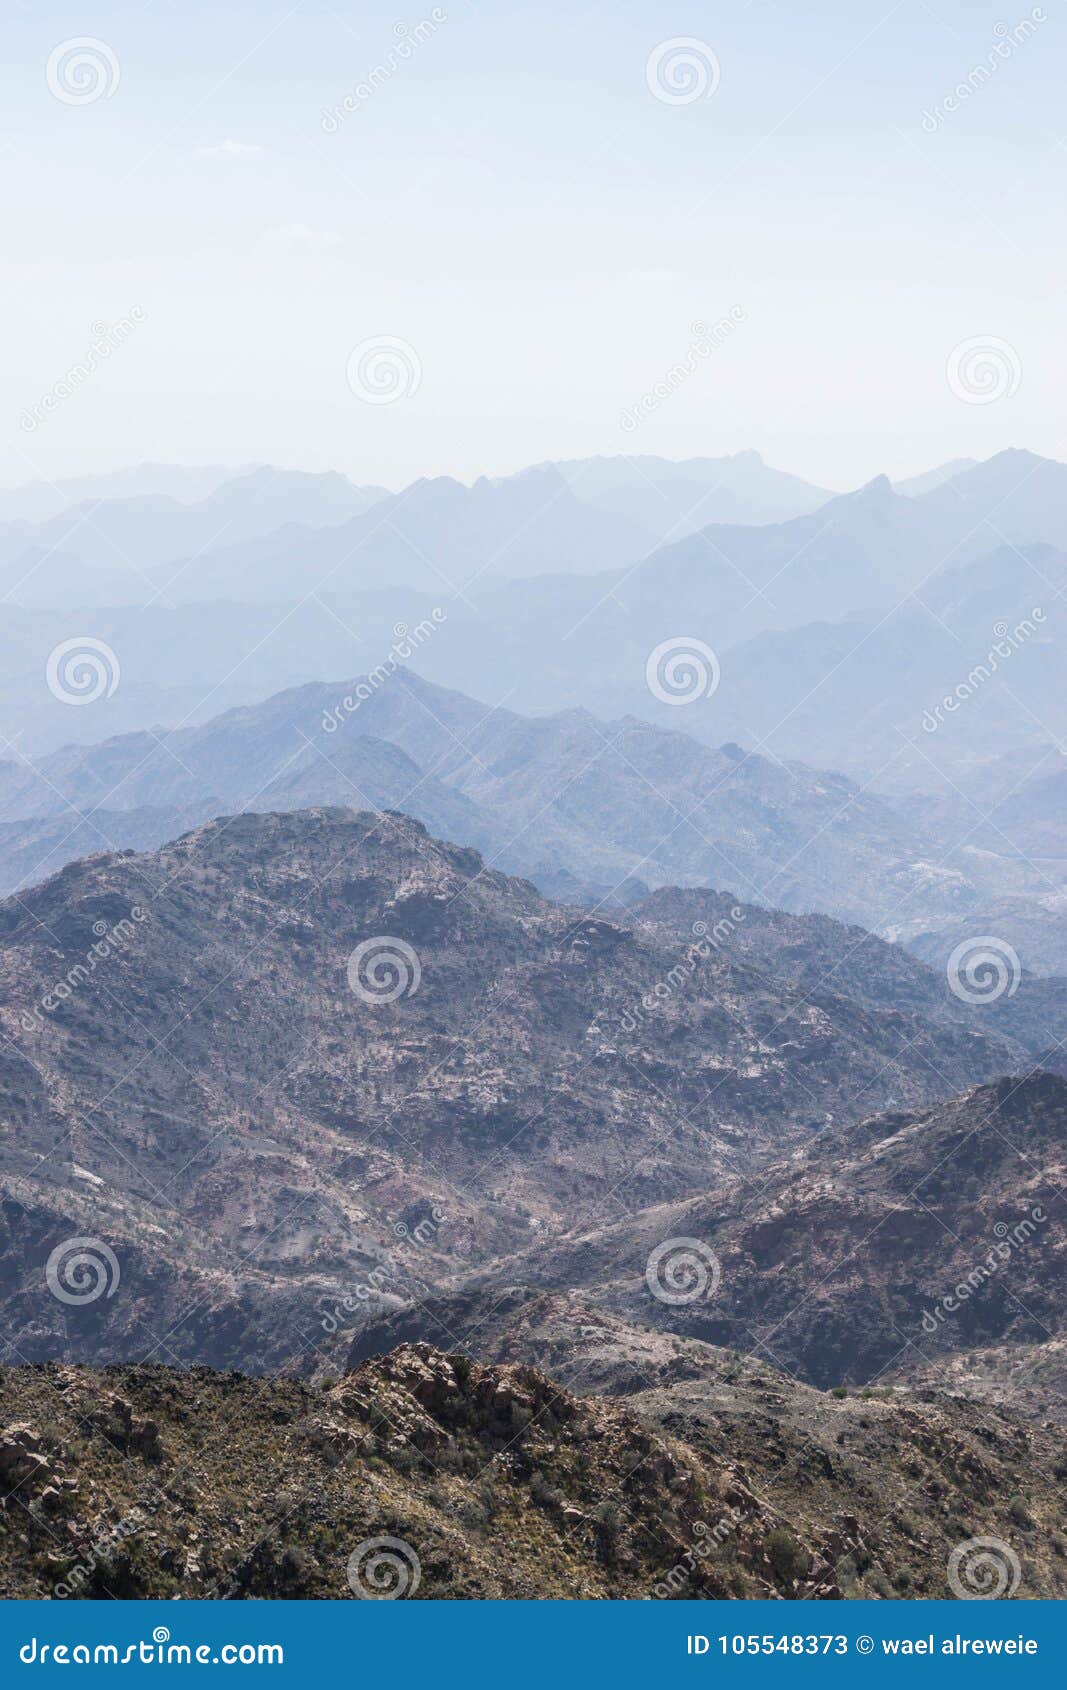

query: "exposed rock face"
(455, 1074), (1067, 1395)
(1, 1344), (1063, 1602)
(0, 808), (1035, 1372)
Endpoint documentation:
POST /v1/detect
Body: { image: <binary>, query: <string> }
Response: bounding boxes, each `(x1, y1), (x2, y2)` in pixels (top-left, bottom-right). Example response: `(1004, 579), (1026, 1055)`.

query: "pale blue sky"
(3, 0), (1063, 490)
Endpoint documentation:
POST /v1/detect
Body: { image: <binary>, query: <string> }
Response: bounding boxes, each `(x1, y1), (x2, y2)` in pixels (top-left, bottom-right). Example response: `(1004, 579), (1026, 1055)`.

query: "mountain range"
(0, 667), (1061, 974)
(0, 443), (1063, 1603)
(0, 807), (1054, 1374)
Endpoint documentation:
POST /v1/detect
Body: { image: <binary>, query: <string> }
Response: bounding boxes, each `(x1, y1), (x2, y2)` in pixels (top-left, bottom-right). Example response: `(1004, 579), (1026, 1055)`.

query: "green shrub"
(765, 1527), (807, 1584)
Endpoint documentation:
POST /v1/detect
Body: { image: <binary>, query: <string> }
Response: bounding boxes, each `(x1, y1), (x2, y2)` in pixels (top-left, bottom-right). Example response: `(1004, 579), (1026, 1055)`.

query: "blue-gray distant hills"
(0, 668), (1063, 979)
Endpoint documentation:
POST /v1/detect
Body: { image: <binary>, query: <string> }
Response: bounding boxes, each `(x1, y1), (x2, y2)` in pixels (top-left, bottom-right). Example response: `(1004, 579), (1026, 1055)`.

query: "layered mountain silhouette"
(1, 669), (1060, 970)
(0, 468), (388, 583)
(0, 444), (1063, 1600)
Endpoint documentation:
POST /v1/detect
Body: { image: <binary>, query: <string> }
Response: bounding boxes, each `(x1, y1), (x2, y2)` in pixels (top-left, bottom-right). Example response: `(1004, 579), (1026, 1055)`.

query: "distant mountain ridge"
(0, 467), (389, 584)
(1, 668), (1058, 969)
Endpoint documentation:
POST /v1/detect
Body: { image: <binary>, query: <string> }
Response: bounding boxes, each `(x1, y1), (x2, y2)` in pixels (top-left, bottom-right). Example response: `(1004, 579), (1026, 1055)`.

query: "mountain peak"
(853, 472), (894, 500)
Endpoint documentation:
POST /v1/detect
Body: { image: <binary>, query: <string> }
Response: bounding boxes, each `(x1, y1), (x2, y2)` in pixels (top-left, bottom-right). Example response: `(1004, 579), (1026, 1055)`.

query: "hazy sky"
(3, 0), (1064, 492)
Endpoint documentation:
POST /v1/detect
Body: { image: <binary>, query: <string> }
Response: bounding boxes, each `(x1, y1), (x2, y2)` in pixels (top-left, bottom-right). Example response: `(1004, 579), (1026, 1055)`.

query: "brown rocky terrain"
(454, 1074), (1066, 1395)
(886, 1338), (1067, 1423)
(0, 808), (1039, 1373)
(1, 1342), (1064, 1601)
(633, 886), (1067, 1060)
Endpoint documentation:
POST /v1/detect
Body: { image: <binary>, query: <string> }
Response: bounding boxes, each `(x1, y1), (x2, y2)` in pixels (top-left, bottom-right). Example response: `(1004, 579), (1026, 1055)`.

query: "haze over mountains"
(0, 667), (1062, 975)
(3, 450), (1064, 809)
(0, 443), (1063, 1603)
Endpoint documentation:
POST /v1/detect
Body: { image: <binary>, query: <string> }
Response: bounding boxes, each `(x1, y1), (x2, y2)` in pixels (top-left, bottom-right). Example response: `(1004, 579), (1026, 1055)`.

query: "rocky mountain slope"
(456, 1074), (1066, 1394)
(1, 1343), (1063, 1601)
(0, 808), (1041, 1372)
(630, 885), (1067, 1054)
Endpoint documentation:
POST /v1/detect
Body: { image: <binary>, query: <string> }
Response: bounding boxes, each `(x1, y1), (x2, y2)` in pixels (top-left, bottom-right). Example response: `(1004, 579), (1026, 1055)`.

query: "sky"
(2, 0), (1064, 493)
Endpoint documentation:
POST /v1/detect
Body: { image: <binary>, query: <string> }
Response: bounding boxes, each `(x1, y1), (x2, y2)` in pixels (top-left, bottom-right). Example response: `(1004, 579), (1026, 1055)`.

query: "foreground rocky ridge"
(1, 1344), (1064, 1601)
